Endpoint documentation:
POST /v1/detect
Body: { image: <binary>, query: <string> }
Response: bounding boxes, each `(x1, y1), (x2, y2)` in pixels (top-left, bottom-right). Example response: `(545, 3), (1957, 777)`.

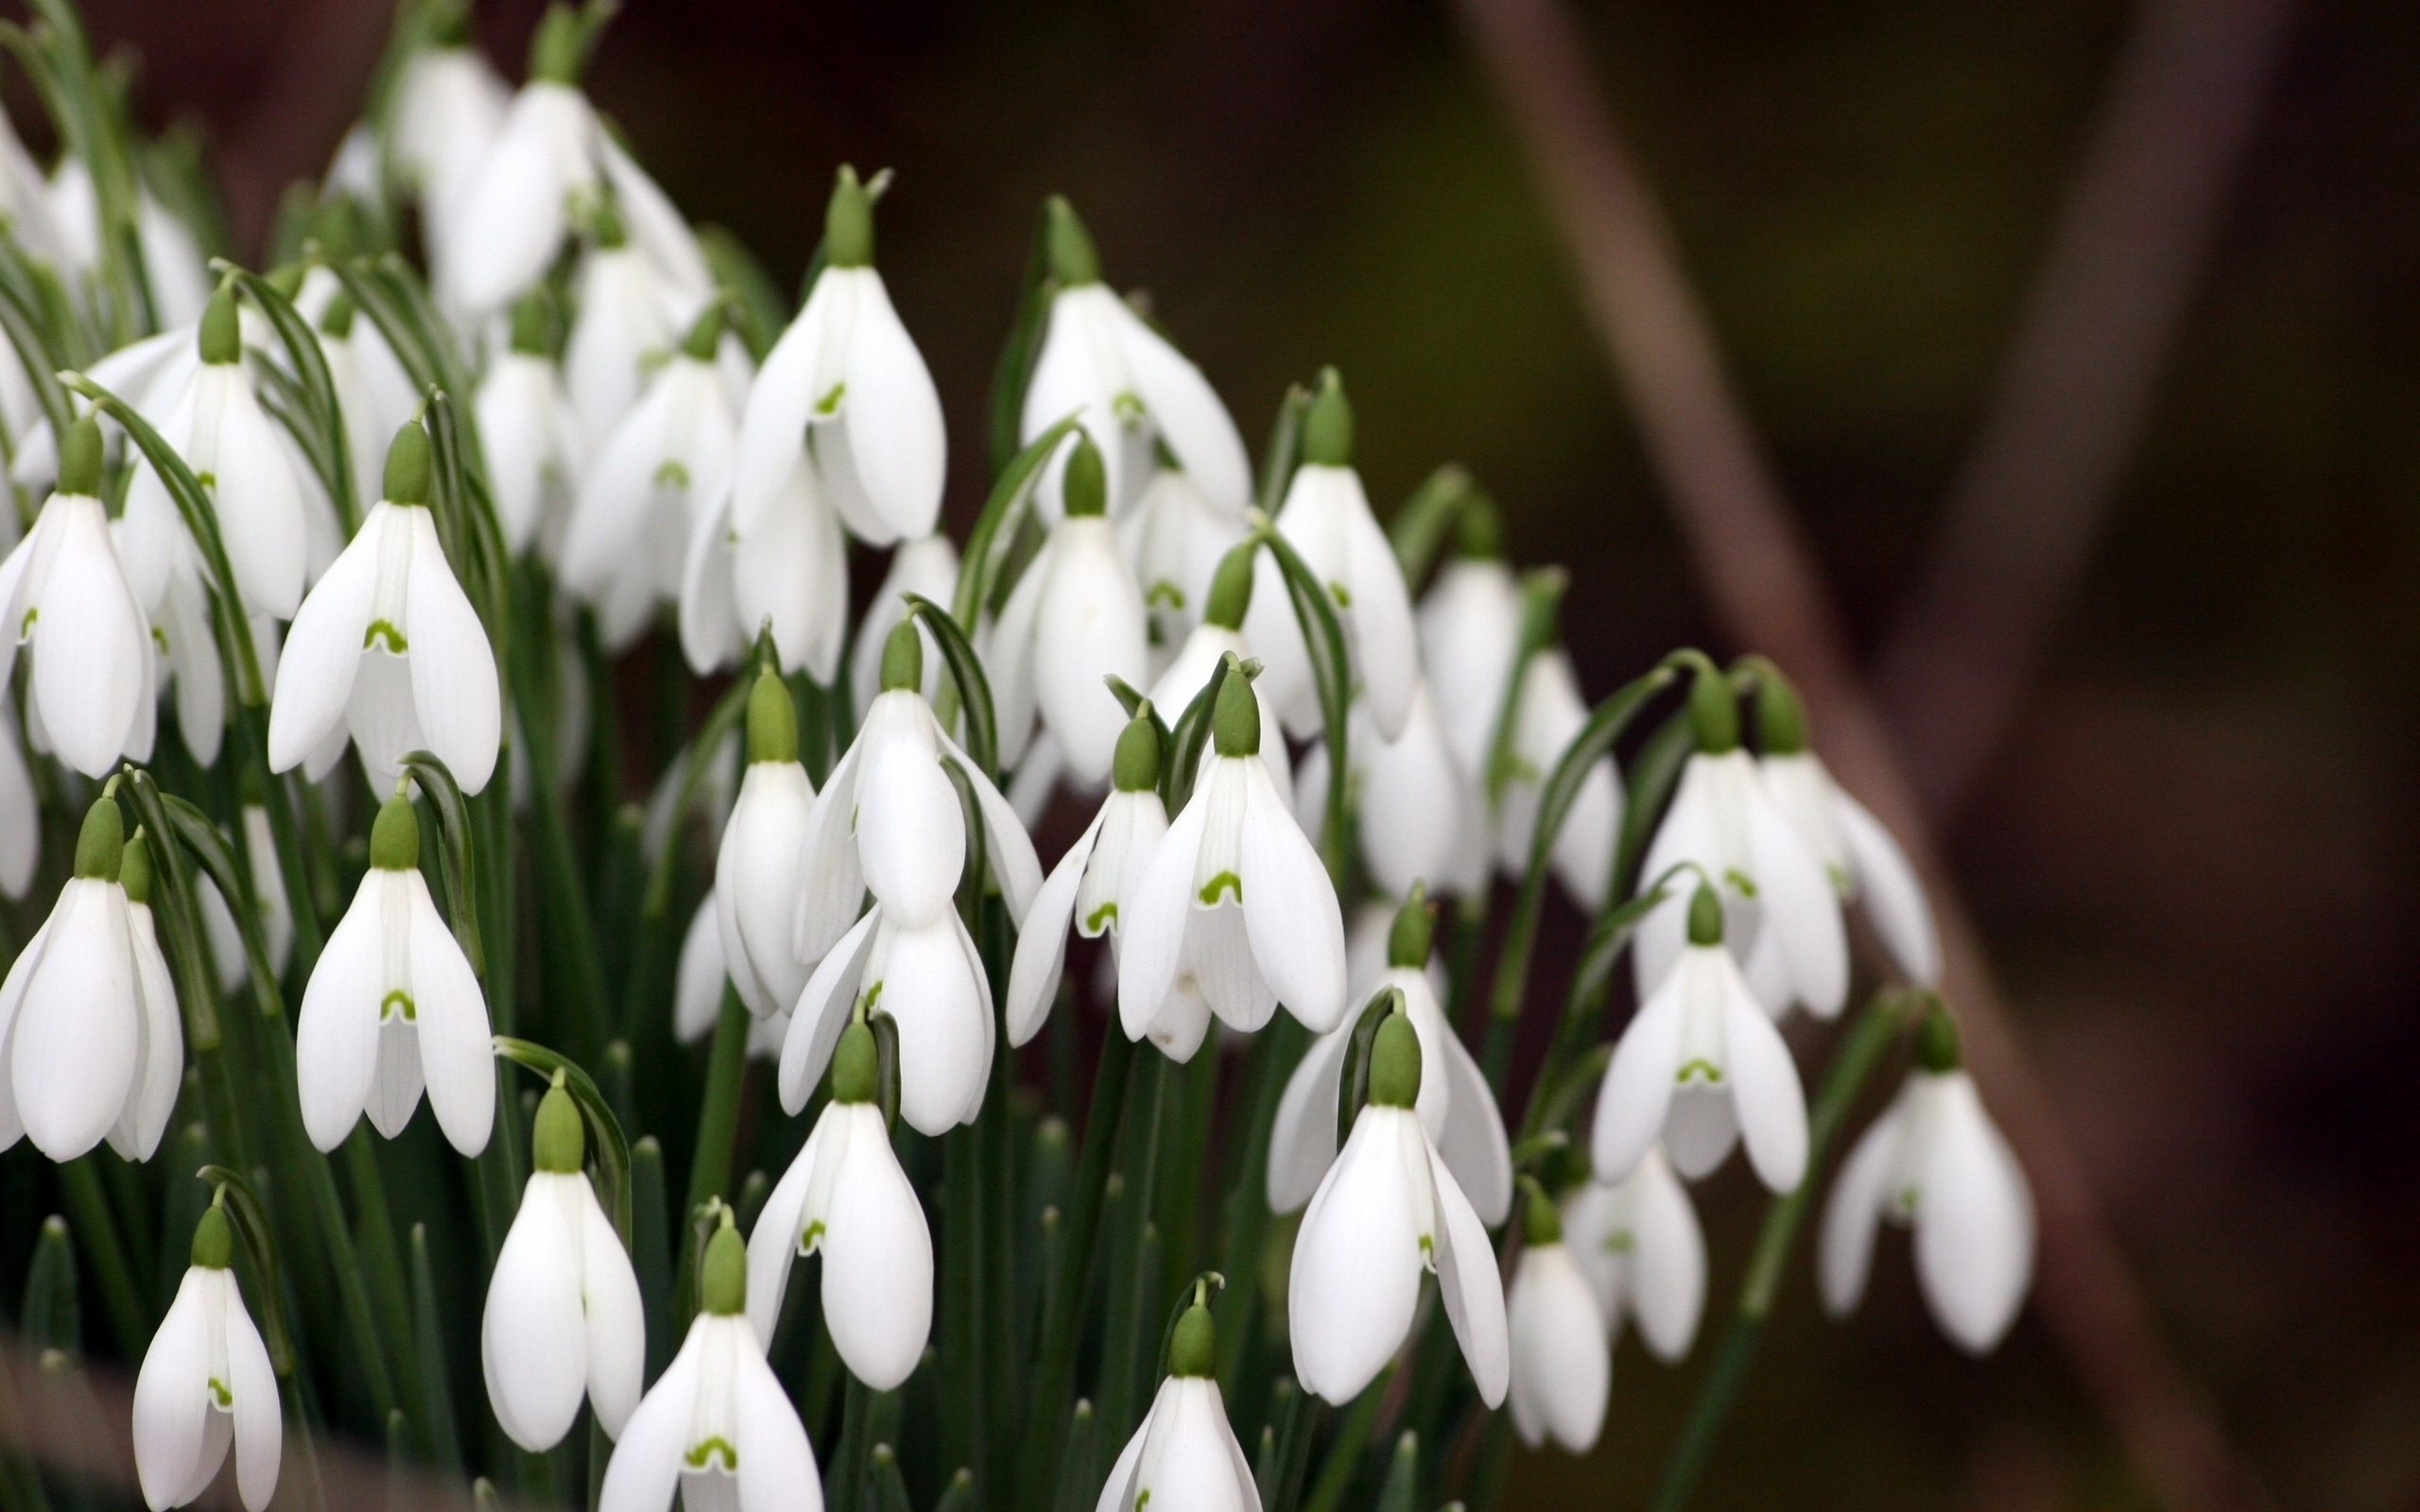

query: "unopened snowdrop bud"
(132, 1200), (280, 1512)
(268, 421), (502, 796)
(715, 669), (817, 1018)
(824, 163), (875, 268)
(1562, 1146), (1706, 1364)
(601, 1209), (820, 1512)
(1508, 1178), (1610, 1454)
(1096, 1284), (1257, 1512)
(748, 1020), (932, 1388)
(295, 788), (494, 1155)
(1289, 1008), (1508, 1408)
(1821, 1005), (2033, 1353)
(1046, 196), (1101, 286)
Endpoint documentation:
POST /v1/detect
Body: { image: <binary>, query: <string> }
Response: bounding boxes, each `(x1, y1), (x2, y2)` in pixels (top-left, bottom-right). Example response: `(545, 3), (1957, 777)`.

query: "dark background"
(23, 0), (2420, 1506)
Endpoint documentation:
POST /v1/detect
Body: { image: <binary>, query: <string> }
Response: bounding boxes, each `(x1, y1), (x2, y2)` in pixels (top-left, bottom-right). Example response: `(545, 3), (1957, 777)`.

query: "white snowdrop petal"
(732, 1342), (821, 1512)
(224, 1283), (283, 1512)
(820, 1106), (934, 1389)
(837, 269), (946, 542)
(744, 1125), (817, 1346)
(1818, 1108), (1900, 1320)
(1628, 761), (1720, 1003)
(939, 730), (1046, 925)
(120, 906), (184, 1161)
(1913, 1074), (2033, 1353)
(1509, 1244), (1607, 1452)
(732, 460), (850, 682)
(1031, 519), (1150, 784)
(1722, 981), (1808, 1194)
(561, 389), (678, 594)
(578, 1181), (648, 1438)
(597, 1327), (702, 1512)
(1589, 969), (1686, 1186)
(790, 738), (869, 967)
(403, 507), (502, 796)
(1093, 1400), (1151, 1512)
(884, 915), (993, 1134)
(1627, 1150), (1708, 1363)
(1426, 1138), (1510, 1409)
(209, 379), (307, 618)
(1435, 1022), (1514, 1228)
(269, 503), (387, 772)
(406, 874), (495, 1157)
(1745, 783), (1846, 1018)
(1236, 760), (1346, 1033)
(679, 490), (746, 675)
(29, 498), (147, 777)
(777, 909), (880, 1114)
(720, 765), (817, 1017)
(484, 1175), (591, 1452)
(983, 546), (1046, 773)
(1834, 788), (1942, 987)
(1266, 1022), (1351, 1215)
(294, 880), (388, 1151)
(1340, 485), (1419, 740)
(0, 711), (36, 898)
(448, 84), (584, 315)
(1288, 1108), (1424, 1405)
(12, 882), (138, 1159)
(1006, 810), (1101, 1048)
(855, 738), (963, 929)
(132, 1268), (216, 1512)
(1111, 304), (1251, 519)
(676, 892), (731, 1045)
(1116, 792), (1206, 1041)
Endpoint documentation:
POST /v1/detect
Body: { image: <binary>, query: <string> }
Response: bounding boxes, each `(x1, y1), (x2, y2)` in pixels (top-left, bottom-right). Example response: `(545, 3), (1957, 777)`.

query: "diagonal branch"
(1451, 0), (2269, 1506)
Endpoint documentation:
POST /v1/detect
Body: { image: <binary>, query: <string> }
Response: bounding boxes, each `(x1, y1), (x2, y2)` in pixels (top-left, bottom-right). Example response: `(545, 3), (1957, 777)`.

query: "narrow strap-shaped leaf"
(155, 791), (282, 1022)
(1334, 988), (1404, 1149)
(493, 1039), (635, 1244)
(400, 748), (486, 977)
(908, 593), (999, 780)
(988, 204), (1058, 480)
(953, 413), (1081, 628)
(195, 1166), (298, 1376)
(1250, 524), (1354, 877)
(1388, 463), (1478, 592)
(407, 1224), (465, 1477)
(1255, 384), (1309, 520)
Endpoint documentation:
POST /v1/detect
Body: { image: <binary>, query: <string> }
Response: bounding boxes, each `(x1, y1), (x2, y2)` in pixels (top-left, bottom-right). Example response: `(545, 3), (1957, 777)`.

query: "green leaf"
(988, 202), (1058, 480)
(907, 593), (999, 780)
(1250, 525), (1353, 878)
(952, 413), (1082, 629)
(493, 1039), (635, 1244)
(1388, 464), (1480, 593)
(1160, 650), (1233, 816)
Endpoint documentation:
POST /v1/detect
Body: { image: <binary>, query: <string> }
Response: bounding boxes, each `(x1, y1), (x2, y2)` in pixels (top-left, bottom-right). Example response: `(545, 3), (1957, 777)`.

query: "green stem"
(56, 1158), (147, 1358)
(940, 1122), (985, 1492)
(344, 1128), (426, 1446)
(409, 1225), (465, 1478)
(827, 1377), (874, 1512)
(682, 988), (752, 1230)
(1301, 1366), (1392, 1512)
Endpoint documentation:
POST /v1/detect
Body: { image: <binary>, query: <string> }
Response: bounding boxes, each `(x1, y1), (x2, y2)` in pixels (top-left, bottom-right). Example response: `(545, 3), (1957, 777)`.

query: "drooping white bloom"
(1418, 549), (1523, 782)
(389, 36), (510, 284)
(1118, 666), (1346, 1055)
(132, 1206), (279, 1512)
(732, 168), (944, 549)
(1506, 1195), (1608, 1454)
(1495, 651), (1623, 911)
(1243, 373), (1419, 741)
(1289, 1011), (1507, 1408)
(0, 799), (179, 1162)
(141, 524), (228, 766)
(483, 1080), (646, 1452)
(50, 159), (213, 330)
(1019, 199), (1250, 524)
(1120, 465), (1249, 674)
(268, 421), (502, 796)
(1269, 894), (1511, 1225)
(714, 671), (818, 1019)
(562, 224), (724, 446)
(1821, 1022), (2033, 1354)
(1592, 888), (1808, 1194)
(850, 534), (958, 721)
(986, 436), (1150, 784)
(748, 1019), (931, 1389)
(297, 274), (420, 524)
(0, 418), (154, 778)
(1295, 682), (1485, 901)
(1005, 711), (1170, 1048)
(600, 1215), (820, 1512)
(780, 902), (994, 1137)
(0, 709), (34, 900)
(1096, 1294), (1259, 1512)
(682, 455), (848, 683)
(295, 791), (494, 1156)
(0, 102), (60, 265)
(475, 299), (586, 557)
(1561, 1146), (1706, 1364)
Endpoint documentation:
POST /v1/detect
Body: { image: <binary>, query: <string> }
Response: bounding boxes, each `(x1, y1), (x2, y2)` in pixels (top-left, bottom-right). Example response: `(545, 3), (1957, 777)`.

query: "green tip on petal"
(1044, 195), (1100, 286)
(830, 1020), (878, 1104)
(1301, 367), (1354, 468)
(384, 422), (431, 507)
(1914, 1006), (1962, 1074)
(190, 1202), (233, 1271)
(681, 301), (726, 362)
(531, 1082), (585, 1173)
(1455, 496), (1504, 560)
(1203, 540), (1256, 630)
(1367, 1009), (1422, 1108)
(1754, 665), (1806, 756)
(1687, 662), (1739, 755)
(880, 617), (924, 694)
(1686, 883), (1723, 947)
(371, 791), (421, 871)
(57, 416), (103, 497)
(700, 1210), (746, 1315)
(199, 288), (241, 365)
(746, 667), (798, 765)
(1062, 434), (1107, 517)
(1386, 885), (1433, 970)
(119, 829), (152, 906)
(1112, 711), (1163, 793)
(824, 165), (875, 268)
(1168, 1303), (1218, 1378)
(73, 795), (123, 882)
(528, 4), (584, 83)
(509, 294), (554, 357)
(1210, 662), (1259, 758)
(1520, 1177), (1563, 1248)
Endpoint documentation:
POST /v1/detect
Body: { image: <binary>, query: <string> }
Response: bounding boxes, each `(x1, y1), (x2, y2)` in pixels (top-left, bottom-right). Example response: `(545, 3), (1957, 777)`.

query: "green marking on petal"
(1083, 901), (1117, 933)
(152, 626), (169, 653)
(685, 1438), (737, 1471)
(1601, 1230), (1636, 1255)
(815, 382), (846, 417)
(1198, 870), (1241, 906)
(1328, 580), (1352, 609)
(1136, 1493), (1150, 1510)
(1145, 581), (1184, 610)
(653, 459), (691, 490)
(209, 1377), (232, 1407)
(1723, 868), (1758, 899)
(1418, 1232), (1435, 1264)
(20, 607), (36, 636)
(364, 619), (408, 653)
(197, 472), (216, 490)
(1893, 1185), (1922, 1215)
(800, 1219), (825, 1252)
(381, 989), (415, 1022)
(1675, 1057), (1721, 1084)
(1112, 390), (1147, 426)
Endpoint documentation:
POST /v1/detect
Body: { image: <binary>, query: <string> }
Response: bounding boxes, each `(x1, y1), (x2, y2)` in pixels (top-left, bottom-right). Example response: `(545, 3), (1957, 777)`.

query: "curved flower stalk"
(483, 1074), (646, 1451)
(0, 802), (180, 1161)
(49, 158), (214, 331)
(562, 305), (738, 651)
(599, 1211), (821, 1512)
(1119, 662), (1345, 1054)
(1289, 1007), (1508, 1408)
(1493, 647), (1624, 909)
(715, 669), (818, 1019)
(734, 167), (943, 549)
(1243, 369), (1419, 741)
(1269, 891), (1511, 1224)
(268, 421), (502, 796)
(0, 710), (34, 900)
(388, 17), (510, 285)
(1096, 1283), (1259, 1512)
(1560, 1145), (1706, 1365)
(748, 1016), (932, 1389)
(1005, 709), (1169, 1049)
(1592, 883), (1808, 1193)
(850, 533), (959, 722)
(132, 1202), (279, 1512)
(1294, 680), (1485, 901)
(1120, 463), (1249, 675)
(1632, 661), (1845, 1021)
(1019, 197), (1251, 524)
(682, 455), (848, 683)
(1507, 1182), (1608, 1454)
(0, 416), (155, 777)
(1146, 540), (1294, 818)
(1821, 1010), (2033, 1353)
(295, 788), (494, 1156)
(476, 295), (586, 557)
(986, 433), (1150, 783)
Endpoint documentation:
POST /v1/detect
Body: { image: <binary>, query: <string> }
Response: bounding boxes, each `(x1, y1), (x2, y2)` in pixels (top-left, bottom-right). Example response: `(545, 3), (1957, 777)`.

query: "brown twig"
(1450, 0), (2268, 1506)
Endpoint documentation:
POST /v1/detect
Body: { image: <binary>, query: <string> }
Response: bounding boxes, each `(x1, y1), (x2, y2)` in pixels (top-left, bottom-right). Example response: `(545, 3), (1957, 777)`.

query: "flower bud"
(1302, 368), (1354, 468)
(879, 617), (923, 693)
(1112, 711), (1162, 794)
(1687, 662), (1738, 754)
(746, 667), (797, 765)
(830, 1020), (878, 1105)
(57, 415), (103, 497)
(1754, 665), (1806, 756)
(1062, 434), (1107, 518)
(1686, 882), (1724, 947)
(1366, 1009), (1422, 1108)
(1914, 1005), (1962, 1074)
(370, 790), (421, 872)
(189, 1202), (233, 1270)
(824, 165), (874, 269)
(1210, 662), (1259, 758)
(1203, 540), (1256, 630)
(199, 288), (241, 366)
(700, 1209), (746, 1315)
(120, 829), (153, 906)
(1519, 1177), (1562, 1247)
(74, 794), (123, 881)
(1168, 1301), (1217, 1379)
(385, 422), (432, 507)
(1386, 885), (1432, 970)
(531, 1077), (584, 1174)
(1045, 195), (1101, 287)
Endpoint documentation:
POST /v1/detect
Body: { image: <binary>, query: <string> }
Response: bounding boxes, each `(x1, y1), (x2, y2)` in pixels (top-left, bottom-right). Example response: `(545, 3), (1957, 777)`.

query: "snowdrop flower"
(1821, 1009), (2033, 1353)
(132, 1202), (279, 1512)
(1417, 506), (1522, 780)
(1494, 648), (1623, 910)
(562, 306), (737, 650)
(1019, 198), (1250, 524)
(0, 416), (154, 778)
(1096, 1284), (1259, 1512)
(1269, 890), (1510, 1224)
(1243, 371), (1419, 741)
(1295, 682), (1485, 901)
(144, 525), (229, 766)
(1592, 885), (1807, 1193)
(733, 168), (942, 548)
(389, 14), (510, 282)
(483, 1075), (646, 1451)
(791, 620), (1041, 971)
(1633, 662), (1845, 1021)
(562, 200), (702, 445)
(1147, 541), (1293, 816)
(850, 534), (958, 721)
(1118, 662), (1347, 1054)
(716, 669), (818, 1019)
(1507, 1182), (1608, 1454)
(599, 1210), (820, 1512)
(682, 454), (847, 683)
(988, 434), (1150, 783)
(304, 284), (419, 527)
(1751, 669), (1941, 987)
(748, 1016), (931, 1388)
(1005, 710), (1169, 1049)
(268, 421), (502, 796)
(0, 102), (60, 264)
(50, 159), (213, 330)
(1120, 463), (1249, 671)
(780, 899), (994, 1137)
(477, 296), (586, 557)
(0, 798), (178, 1161)
(1289, 1008), (1508, 1407)
(0, 710), (34, 900)
(295, 789), (494, 1156)
(1560, 1146), (1705, 1365)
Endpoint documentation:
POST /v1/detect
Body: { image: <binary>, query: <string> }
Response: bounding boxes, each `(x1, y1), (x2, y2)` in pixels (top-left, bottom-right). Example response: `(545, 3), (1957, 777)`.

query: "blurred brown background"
(14, 0), (2420, 1506)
